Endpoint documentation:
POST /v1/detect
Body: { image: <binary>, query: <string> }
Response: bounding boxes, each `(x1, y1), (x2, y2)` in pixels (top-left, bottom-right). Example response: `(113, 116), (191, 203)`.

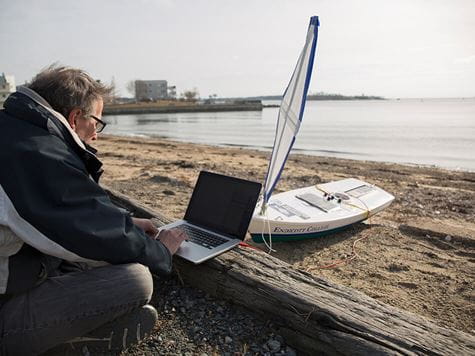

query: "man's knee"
(117, 263), (154, 303)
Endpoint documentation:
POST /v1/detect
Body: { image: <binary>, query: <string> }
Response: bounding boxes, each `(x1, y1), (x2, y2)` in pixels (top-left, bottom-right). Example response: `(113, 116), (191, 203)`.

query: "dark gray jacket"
(0, 87), (172, 297)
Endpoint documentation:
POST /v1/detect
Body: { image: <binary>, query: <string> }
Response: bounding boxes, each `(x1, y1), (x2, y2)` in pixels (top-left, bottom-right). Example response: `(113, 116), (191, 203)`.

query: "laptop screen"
(184, 171), (262, 240)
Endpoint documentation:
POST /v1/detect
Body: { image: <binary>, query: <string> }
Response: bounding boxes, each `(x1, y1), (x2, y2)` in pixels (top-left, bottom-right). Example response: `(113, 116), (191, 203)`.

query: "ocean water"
(103, 98), (475, 171)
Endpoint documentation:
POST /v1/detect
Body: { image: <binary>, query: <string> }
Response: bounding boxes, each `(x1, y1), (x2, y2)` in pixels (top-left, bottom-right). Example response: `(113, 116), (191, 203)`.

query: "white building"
(135, 80), (168, 101)
(0, 73), (16, 108)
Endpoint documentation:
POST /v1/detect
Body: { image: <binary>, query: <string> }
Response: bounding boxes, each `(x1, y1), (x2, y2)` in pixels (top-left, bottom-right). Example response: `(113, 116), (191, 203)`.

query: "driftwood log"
(105, 187), (475, 355)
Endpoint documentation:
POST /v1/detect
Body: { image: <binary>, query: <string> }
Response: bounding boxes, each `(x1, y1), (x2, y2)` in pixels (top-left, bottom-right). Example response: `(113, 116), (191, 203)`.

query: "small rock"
(251, 343), (260, 352)
(262, 342), (270, 352)
(435, 210), (440, 214)
(224, 336), (233, 344)
(268, 339), (281, 352)
(445, 235), (452, 242)
(275, 334), (285, 344)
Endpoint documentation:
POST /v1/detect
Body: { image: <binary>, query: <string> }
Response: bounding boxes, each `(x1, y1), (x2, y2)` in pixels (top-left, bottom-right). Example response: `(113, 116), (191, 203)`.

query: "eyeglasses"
(89, 115), (107, 133)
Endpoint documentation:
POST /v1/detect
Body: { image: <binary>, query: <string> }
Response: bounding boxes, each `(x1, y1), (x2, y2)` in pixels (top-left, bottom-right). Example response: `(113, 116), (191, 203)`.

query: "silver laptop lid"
(184, 171), (262, 241)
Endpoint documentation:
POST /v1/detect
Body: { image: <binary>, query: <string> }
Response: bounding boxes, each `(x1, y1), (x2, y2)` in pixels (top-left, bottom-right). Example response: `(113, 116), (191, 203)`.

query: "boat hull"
(249, 178), (394, 242)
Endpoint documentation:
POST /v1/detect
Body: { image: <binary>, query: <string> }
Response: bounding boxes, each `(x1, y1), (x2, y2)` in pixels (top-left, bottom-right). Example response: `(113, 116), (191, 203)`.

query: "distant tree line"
(307, 92), (384, 100)
(243, 92), (385, 101)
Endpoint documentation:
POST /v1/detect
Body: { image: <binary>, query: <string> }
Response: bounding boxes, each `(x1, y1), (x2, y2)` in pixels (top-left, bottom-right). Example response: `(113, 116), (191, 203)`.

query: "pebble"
(123, 276), (290, 355)
(445, 235), (452, 242)
(268, 339), (281, 352)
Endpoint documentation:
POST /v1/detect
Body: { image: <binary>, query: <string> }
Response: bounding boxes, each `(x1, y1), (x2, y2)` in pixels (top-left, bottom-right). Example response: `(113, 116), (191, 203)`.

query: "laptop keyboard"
(178, 225), (228, 249)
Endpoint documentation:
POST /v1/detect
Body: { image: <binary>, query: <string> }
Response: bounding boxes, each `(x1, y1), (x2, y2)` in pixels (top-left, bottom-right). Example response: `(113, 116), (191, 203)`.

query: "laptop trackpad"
(176, 240), (212, 261)
(177, 240), (194, 254)
(176, 239), (238, 264)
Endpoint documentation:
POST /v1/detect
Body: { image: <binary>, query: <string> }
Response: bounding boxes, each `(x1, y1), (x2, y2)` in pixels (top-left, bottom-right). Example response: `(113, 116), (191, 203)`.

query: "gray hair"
(27, 64), (113, 118)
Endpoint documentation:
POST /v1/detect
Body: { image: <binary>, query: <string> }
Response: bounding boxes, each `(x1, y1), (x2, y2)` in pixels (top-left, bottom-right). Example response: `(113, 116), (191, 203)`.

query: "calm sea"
(103, 99), (475, 172)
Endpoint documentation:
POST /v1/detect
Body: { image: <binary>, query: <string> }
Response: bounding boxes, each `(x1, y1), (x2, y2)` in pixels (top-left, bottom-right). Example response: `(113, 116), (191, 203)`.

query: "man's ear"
(67, 108), (82, 130)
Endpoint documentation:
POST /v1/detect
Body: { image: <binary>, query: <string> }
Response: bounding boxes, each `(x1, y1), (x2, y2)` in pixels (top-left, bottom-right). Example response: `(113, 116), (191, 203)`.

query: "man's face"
(73, 98), (104, 144)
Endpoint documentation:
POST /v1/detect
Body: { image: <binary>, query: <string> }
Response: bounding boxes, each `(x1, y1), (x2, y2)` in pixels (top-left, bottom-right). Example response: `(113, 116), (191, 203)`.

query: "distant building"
(0, 73), (16, 108)
(135, 80), (168, 101)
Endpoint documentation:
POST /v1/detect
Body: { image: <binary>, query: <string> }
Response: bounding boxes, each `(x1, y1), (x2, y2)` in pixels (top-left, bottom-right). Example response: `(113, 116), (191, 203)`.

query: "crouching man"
(0, 65), (186, 355)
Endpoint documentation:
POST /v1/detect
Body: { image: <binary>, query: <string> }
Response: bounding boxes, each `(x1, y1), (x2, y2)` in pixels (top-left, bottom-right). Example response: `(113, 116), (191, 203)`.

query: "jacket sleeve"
(6, 136), (172, 275)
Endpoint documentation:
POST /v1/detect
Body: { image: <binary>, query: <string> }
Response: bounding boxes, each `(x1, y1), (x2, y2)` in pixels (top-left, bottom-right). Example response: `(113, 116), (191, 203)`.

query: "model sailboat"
(249, 16), (394, 242)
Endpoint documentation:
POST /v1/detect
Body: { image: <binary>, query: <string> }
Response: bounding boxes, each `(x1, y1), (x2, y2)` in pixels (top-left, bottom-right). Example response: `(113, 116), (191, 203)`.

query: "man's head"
(28, 64), (113, 144)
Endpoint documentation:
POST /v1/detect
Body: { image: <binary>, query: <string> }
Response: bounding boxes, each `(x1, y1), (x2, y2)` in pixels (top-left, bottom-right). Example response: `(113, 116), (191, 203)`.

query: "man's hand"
(132, 218), (159, 238)
(157, 228), (187, 255)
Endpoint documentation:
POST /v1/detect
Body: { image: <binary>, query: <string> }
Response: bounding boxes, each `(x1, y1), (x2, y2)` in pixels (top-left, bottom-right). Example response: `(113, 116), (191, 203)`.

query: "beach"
(96, 134), (475, 337)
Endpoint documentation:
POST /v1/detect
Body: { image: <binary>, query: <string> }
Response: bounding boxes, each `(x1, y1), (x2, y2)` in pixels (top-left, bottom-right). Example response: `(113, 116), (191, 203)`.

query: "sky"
(1, 0), (474, 99)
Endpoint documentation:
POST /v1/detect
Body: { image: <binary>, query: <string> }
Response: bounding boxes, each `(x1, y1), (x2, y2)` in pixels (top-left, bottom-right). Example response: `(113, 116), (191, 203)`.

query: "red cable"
(238, 241), (265, 252)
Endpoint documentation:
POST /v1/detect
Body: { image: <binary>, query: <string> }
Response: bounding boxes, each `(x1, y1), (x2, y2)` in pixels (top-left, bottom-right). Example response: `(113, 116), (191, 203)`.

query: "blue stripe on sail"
(263, 16), (320, 203)
(299, 17), (319, 123)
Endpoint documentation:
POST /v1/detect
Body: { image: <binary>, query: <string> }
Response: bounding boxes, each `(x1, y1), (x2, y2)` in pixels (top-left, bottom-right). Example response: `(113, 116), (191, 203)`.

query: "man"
(0, 65), (186, 355)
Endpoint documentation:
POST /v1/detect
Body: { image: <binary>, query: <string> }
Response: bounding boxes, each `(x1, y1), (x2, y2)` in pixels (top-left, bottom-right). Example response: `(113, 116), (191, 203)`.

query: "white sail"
(262, 16), (320, 205)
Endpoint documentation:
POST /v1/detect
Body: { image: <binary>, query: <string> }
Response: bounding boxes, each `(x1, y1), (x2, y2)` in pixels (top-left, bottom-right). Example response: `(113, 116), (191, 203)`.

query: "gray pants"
(0, 263), (153, 355)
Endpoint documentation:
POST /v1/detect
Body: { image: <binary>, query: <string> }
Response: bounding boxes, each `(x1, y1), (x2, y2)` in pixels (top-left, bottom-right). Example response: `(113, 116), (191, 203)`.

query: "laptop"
(160, 171), (262, 264)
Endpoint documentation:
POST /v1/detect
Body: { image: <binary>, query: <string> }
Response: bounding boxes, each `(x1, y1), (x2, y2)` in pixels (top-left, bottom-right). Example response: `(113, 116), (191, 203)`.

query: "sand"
(95, 134), (475, 334)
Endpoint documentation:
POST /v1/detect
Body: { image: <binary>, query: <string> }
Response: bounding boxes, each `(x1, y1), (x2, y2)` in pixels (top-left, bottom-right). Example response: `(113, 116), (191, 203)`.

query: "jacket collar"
(16, 86), (88, 151)
(4, 87), (104, 182)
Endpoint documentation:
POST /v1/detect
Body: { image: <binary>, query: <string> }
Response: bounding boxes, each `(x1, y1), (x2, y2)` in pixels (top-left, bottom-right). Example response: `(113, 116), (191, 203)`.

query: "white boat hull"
(249, 178), (394, 242)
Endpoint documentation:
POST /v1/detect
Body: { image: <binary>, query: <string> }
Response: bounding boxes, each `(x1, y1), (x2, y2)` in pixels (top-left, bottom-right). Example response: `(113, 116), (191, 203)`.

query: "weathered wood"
(105, 187), (475, 355)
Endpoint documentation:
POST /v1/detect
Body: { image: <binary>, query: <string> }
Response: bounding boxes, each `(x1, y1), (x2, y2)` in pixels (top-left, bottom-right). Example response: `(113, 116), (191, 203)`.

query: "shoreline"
(96, 134), (475, 335)
(101, 133), (475, 173)
(103, 102), (263, 115)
